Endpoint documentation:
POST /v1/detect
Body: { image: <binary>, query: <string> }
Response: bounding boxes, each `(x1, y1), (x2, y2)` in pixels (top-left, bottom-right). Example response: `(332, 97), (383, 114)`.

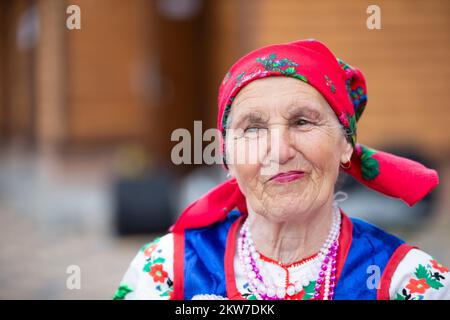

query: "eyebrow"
(231, 111), (268, 128)
(285, 105), (322, 120)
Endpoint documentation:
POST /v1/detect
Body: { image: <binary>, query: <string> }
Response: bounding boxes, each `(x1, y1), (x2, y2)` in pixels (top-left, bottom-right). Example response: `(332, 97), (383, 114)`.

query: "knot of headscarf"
(171, 39), (439, 232)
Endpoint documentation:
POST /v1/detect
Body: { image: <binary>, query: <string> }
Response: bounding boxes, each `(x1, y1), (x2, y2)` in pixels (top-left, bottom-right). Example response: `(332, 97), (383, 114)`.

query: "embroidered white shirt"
(114, 231), (450, 300)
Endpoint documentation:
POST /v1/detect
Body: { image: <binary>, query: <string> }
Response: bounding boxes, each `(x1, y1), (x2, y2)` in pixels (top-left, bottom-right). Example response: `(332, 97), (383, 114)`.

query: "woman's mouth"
(269, 170), (305, 183)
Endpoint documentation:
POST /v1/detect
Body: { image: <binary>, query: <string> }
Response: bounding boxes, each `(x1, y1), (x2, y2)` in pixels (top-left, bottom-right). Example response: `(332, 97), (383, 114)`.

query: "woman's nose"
(268, 126), (296, 165)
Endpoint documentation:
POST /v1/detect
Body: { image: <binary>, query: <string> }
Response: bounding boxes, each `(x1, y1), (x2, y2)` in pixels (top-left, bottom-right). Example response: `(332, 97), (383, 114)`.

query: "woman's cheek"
(228, 139), (258, 166)
(233, 163), (261, 197)
(302, 131), (339, 170)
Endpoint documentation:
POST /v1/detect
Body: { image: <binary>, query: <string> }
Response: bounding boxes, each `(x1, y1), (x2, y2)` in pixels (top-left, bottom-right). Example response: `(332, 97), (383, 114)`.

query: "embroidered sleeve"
(113, 233), (174, 300)
(390, 248), (450, 300)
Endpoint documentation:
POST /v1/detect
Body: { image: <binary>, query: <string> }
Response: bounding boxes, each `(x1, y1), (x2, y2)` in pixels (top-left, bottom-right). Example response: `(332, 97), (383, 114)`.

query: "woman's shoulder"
(346, 216), (405, 252)
(113, 233), (174, 300)
(344, 216), (449, 299)
(389, 248), (450, 300)
(139, 233), (174, 258)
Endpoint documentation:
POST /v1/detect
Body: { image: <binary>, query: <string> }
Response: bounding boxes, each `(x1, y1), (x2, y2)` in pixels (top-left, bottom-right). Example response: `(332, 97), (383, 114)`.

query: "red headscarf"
(171, 39), (439, 232)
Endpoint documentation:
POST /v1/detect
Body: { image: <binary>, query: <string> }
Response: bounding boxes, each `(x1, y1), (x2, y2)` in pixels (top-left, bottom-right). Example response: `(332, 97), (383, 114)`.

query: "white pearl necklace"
(238, 205), (341, 300)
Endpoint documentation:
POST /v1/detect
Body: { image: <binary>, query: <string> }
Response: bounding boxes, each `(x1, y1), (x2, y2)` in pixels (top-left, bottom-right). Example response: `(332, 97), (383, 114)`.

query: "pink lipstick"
(269, 170), (305, 183)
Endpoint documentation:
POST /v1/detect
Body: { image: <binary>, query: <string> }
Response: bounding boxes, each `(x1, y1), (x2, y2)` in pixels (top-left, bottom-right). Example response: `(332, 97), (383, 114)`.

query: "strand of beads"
(238, 205), (341, 300)
(313, 208), (341, 300)
(237, 222), (270, 299)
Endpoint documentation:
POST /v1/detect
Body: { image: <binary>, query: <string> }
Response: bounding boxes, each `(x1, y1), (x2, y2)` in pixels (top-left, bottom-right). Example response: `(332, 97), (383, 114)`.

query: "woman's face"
(226, 77), (353, 222)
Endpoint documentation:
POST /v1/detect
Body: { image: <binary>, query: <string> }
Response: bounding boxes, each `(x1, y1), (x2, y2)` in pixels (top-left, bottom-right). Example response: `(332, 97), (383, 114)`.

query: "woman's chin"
(257, 201), (310, 222)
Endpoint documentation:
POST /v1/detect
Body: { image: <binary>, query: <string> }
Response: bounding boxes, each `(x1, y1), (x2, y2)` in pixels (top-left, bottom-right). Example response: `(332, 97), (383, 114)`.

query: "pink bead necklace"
(237, 205), (341, 300)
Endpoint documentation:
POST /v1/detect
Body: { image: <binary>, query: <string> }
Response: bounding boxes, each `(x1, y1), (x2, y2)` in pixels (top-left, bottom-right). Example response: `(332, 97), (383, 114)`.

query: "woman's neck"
(245, 197), (335, 266)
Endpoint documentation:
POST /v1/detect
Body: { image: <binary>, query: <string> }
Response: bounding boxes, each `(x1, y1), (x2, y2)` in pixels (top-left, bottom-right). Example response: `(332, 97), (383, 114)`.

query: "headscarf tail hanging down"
(171, 39), (439, 232)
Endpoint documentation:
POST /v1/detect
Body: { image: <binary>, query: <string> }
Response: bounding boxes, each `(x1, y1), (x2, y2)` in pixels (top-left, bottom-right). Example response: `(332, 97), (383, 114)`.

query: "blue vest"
(182, 209), (405, 300)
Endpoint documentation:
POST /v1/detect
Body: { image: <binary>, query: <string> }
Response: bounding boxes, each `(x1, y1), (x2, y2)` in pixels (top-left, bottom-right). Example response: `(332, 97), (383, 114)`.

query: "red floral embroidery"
(149, 264), (168, 283)
(143, 244), (157, 257)
(406, 278), (430, 294)
(431, 259), (449, 273)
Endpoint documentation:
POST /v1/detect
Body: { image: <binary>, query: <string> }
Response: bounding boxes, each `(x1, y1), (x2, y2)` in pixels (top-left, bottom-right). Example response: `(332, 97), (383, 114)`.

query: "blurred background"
(0, 0), (449, 299)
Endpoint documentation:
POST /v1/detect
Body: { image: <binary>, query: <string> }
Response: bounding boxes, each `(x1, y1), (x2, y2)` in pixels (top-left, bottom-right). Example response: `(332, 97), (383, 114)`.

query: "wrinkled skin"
(225, 77), (353, 264)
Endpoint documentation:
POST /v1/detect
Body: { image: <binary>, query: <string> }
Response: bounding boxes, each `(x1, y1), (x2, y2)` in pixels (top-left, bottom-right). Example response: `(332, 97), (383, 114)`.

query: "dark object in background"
(113, 168), (176, 235)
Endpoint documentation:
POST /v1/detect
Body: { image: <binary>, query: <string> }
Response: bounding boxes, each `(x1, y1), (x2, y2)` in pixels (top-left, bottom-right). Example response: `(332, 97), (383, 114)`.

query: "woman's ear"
(340, 139), (354, 164)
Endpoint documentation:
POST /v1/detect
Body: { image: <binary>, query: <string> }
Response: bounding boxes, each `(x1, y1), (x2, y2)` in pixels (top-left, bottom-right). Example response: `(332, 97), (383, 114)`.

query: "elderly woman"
(114, 39), (448, 300)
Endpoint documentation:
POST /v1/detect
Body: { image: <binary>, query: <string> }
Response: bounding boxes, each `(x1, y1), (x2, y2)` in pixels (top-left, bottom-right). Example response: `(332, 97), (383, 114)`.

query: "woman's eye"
(243, 127), (266, 138)
(244, 127), (259, 133)
(295, 119), (312, 126)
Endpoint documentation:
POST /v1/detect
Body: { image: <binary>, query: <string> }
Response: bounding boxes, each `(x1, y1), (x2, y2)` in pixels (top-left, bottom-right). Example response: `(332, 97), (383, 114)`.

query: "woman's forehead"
(231, 77), (331, 118)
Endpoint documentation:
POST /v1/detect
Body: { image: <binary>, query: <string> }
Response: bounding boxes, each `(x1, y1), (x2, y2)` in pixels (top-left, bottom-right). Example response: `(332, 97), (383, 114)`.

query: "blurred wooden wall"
(66, 0), (154, 146)
(0, 0), (209, 168)
(0, 0), (37, 147)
